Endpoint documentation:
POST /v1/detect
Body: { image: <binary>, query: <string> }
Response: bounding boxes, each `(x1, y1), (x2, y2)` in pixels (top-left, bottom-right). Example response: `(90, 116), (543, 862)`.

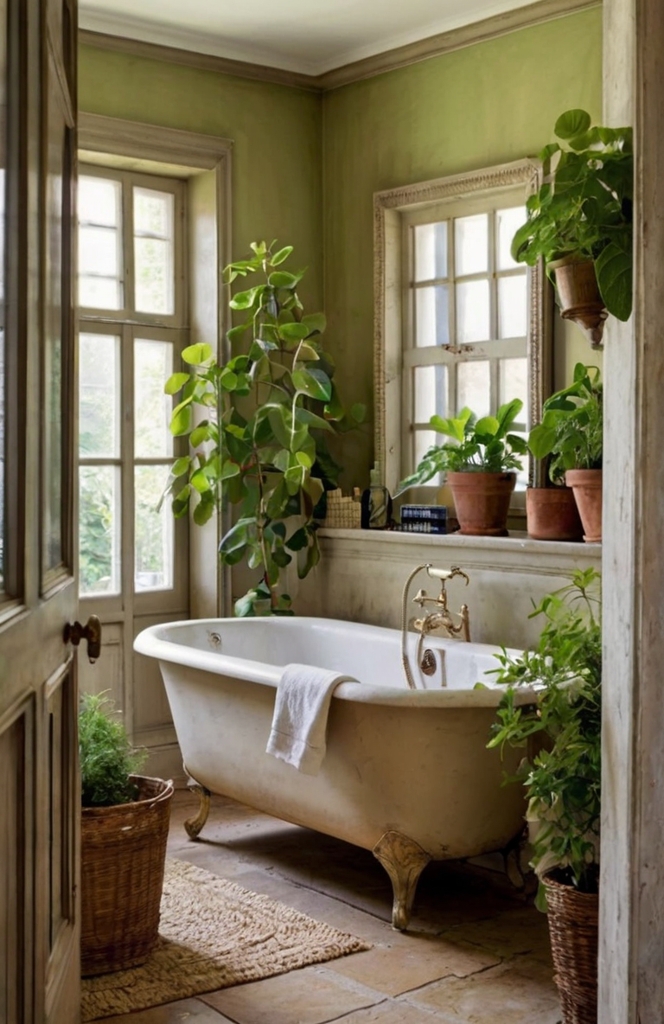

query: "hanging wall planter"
(549, 257), (607, 349)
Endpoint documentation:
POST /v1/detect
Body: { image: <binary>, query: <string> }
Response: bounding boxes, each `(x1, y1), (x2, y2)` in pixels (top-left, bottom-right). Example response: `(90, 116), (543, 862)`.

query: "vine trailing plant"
(485, 568), (601, 907)
(160, 241), (364, 616)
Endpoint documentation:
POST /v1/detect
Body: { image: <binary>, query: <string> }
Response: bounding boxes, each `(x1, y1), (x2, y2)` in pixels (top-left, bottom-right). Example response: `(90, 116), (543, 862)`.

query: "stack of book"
(399, 504), (448, 534)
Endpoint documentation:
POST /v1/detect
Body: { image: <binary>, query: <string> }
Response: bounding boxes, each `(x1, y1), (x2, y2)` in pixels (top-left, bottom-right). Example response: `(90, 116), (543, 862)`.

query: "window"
(374, 160), (552, 500)
(77, 166), (187, 601)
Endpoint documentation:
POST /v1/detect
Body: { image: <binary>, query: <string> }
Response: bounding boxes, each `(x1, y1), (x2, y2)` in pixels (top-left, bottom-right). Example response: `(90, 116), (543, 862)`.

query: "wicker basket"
(543, 872), (599, 1024)
(81, 774), (174, 976)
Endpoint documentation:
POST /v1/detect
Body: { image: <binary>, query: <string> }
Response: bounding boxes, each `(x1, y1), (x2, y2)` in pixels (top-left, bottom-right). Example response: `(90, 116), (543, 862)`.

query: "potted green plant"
(487, 568), (601, 1024)
(528, 364), (602, 542)
(512, 108), (633, 346)
(160, 240), (364, 617)
(397, 399), (527, 536)
(80, 692), (174, 975)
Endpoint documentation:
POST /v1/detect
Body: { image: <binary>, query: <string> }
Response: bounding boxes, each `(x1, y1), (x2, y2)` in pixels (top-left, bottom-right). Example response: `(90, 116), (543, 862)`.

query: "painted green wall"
(322, 7), (604, 486)
(78, 45), (324, 312)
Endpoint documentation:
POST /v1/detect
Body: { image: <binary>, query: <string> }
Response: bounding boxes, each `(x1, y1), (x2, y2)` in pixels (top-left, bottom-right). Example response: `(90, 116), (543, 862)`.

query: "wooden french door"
(0, 0), (80, 1021)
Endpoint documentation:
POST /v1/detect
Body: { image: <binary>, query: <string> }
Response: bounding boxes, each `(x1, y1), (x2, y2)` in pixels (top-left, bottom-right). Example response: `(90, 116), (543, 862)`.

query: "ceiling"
(79, 0), (540, 76)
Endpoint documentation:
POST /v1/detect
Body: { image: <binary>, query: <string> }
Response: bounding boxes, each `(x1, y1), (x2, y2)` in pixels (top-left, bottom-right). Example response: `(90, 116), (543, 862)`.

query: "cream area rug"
(81, 857), (371, 1021)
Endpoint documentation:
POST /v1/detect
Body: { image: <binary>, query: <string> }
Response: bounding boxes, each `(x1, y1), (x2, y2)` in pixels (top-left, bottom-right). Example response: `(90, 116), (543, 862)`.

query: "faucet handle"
(426, 565), (469, 586)
(413, 587), (428, 607)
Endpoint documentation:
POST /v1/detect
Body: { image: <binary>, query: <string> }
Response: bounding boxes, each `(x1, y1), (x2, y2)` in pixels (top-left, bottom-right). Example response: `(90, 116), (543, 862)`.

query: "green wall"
(322, 6), (603, 486)
(78, 45), (324, 312)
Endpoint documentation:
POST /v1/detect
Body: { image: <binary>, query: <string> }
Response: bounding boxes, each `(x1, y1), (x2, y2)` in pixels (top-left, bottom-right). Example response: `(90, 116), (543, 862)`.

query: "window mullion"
(123, 174), (135, 316)
(121, 323), (135, 607)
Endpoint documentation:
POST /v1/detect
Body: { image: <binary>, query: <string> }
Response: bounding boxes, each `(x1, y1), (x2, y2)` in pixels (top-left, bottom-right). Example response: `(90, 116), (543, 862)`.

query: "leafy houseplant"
(511, 108), (633, 344)
(80, 693), (173, 975)
(397, 399), (527, 536)
(487, 568), (601, 1022)
(528, 364), (602, 542)
(161, 240), (364, 617)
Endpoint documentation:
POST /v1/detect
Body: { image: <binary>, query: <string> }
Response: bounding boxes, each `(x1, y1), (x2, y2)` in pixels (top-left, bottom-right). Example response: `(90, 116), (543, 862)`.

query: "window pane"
(454, 214), (488, 276)
(135, 465), (174, 592)
(79, 333), (120, 458)
(134, 187), (174, 316)
(457, 361), (491, 418)
(79, 226), (119, 278)
(79, 465), (121, 596)
(413, 430), (443, 487)
(79, 175), (120, 228)
(415, 286), (449, 347)
(456, 280), (490, 343)
(78, 176), (122, 310)
(499, 357), (528, 420)
(79, 274), (122, 311)
(498, 275), (528, 339)
(496, 206), (526, 271)
(414, 364), (447, 424)
(135, 340), (173, 458)
(414, 222), (447, 281)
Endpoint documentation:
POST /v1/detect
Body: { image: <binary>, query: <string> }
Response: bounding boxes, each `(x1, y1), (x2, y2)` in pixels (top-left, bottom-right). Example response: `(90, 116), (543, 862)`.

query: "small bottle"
(361, 462), (393, 529)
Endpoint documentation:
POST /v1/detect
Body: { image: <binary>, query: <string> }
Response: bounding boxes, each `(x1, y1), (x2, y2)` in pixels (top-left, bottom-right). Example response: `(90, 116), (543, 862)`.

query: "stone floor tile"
(409, 958), (561, 1023)
(327, 936), (500, 996)
(102, 997), (235, 1022)
(329, 999), (453, 1023)
(200, 966), (379, 1024)
(442, 905), (553, 962)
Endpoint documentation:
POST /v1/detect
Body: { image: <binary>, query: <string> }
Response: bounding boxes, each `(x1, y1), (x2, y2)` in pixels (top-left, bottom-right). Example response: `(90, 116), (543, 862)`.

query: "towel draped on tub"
(266, 663), (356, 775)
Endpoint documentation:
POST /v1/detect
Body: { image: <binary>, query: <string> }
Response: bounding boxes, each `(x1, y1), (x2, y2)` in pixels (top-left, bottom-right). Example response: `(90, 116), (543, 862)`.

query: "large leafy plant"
(397, 399), (527, 493)
(511, 108), (633, 321)
(79, 692), (147, 807)
(161, 241), (364, 616)
(528, 364), (602, 484)
(486, 568), (601, 903)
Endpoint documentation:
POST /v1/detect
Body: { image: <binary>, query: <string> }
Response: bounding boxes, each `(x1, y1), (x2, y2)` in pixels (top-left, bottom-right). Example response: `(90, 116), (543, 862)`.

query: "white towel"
(266, 663), (355, 775)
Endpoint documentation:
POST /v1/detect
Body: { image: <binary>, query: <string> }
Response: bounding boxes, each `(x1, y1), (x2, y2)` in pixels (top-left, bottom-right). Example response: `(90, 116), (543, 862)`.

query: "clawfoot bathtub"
(134, 616), (527, 929)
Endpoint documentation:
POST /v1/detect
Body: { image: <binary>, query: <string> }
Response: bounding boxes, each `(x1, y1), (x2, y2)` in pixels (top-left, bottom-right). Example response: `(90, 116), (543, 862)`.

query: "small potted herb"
(528, 364), (602, 542)
(511, 108), (633, 346)
(397, 399), (527, 536)
(80, 692), (174, 975)
(487, 568), (601, 1021)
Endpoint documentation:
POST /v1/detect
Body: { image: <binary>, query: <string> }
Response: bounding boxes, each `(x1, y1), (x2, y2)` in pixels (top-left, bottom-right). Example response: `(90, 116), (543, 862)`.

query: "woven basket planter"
(81, 774), (174, 976)
(543, 872), (598, 1024)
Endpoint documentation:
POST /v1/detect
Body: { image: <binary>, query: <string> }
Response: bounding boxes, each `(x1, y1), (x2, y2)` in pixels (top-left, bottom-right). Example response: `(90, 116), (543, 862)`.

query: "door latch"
(63, 615), (102, 664)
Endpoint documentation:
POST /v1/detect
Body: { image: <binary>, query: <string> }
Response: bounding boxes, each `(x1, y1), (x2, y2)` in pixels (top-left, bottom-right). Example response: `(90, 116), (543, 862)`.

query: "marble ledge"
(316, 527), (602, 576)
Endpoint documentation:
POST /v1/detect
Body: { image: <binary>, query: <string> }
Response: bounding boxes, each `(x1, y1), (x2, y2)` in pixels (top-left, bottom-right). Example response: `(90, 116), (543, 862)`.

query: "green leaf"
(594, 243), (632, 321)
(164, 372), (190, 395)
(301, 312), (326, 336)
(268, 270), (304, 289)
(554, 109), (592, 140)
(220, 460), (240, 480)
(279, 322), (310, 343)
(292, 368), (332, 402)
(190, 423), (210, 447)
(227, 324), (250, 345)
(270, 245), (293, 266)
(230, 285), (265, 310)
(193, 493), (215, 525)
(181, 343), (213, 366)
(170, 403), (192, 436)
(170, 456), (191, 478)
(475, 415), (499, 438)
(351, 402), (366, 423)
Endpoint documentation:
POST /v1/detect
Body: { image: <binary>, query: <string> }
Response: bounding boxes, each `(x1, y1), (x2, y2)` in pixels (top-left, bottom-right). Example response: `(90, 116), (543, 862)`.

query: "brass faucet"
(411, 566), (470, 642)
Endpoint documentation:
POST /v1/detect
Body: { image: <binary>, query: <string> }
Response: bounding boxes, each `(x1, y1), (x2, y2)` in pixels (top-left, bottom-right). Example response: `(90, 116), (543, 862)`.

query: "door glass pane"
(79, 465), (120, 596)
(454, 214), (488, 276)
(456, 280), (490, 343)
(498, 274), (528, 339)
(496, 206), (526, 270)
(414, 365), (447, 424)
(415, 286), (449, 347)
(135, 465), (174, 591)
(134, 340), (173, 458)
(134, 187), (174, 315)
(79, 334), (120, 458)
(414, 222), (447, 282)
(78, 175), (122, 310)
(457, 361), (491, 418)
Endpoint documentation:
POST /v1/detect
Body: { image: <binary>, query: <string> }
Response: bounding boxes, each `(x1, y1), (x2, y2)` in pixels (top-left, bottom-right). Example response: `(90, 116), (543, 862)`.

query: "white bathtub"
(134, 616), (529, 928)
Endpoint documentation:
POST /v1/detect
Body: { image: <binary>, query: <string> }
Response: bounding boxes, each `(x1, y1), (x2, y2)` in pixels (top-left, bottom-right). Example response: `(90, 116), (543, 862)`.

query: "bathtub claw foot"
(373, 830), (431, 931)
(184, 782), (211, 840)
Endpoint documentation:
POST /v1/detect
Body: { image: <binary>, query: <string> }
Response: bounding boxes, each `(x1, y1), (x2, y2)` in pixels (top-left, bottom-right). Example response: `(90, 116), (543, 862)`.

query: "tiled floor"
(103, 789), (561, 1024)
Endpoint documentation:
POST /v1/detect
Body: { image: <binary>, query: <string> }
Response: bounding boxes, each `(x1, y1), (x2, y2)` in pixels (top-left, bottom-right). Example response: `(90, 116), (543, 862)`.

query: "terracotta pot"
(550, 257), (607, 348)
(565, 468), (602, 543)
(447, 471), (516, 536)
(526, 486), (583, 542)
(542, 872), (598, 1024)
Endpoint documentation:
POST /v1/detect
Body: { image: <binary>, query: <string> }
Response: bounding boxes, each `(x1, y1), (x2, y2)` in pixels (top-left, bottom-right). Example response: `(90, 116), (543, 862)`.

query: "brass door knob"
(63, 615), (102, 663)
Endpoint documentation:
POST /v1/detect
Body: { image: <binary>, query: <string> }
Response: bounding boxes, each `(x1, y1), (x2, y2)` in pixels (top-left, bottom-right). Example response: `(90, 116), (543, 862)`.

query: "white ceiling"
(79, 0), (539, 76)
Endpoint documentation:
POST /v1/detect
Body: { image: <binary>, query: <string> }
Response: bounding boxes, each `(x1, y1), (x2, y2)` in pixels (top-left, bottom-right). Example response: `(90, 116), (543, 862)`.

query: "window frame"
(374, 159), (553, 500)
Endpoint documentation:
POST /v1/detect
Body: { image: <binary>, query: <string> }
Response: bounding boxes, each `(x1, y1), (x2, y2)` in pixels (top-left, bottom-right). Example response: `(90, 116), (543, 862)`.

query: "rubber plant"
(160, 241), (364, 617)
(511, 108), (633, 321)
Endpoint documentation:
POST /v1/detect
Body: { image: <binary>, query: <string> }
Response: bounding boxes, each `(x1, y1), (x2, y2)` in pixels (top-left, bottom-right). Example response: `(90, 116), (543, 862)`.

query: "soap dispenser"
(361, 462), (392, 529)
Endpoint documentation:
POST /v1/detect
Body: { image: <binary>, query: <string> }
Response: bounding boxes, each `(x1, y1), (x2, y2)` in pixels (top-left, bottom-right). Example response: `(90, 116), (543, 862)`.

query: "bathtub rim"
(134, 616), (536, 709)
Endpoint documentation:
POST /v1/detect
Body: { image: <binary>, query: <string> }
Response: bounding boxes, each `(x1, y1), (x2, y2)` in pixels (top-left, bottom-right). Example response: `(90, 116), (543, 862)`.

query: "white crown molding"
(79, 0), (601, 93)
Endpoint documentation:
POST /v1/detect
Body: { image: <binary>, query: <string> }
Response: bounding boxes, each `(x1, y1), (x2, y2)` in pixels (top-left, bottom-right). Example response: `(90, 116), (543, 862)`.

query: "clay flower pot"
(565, 468), (602, 543)
(526, 486), (583, 542)
(447, 471), (516, 536)
(550, 257), (607, 348)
